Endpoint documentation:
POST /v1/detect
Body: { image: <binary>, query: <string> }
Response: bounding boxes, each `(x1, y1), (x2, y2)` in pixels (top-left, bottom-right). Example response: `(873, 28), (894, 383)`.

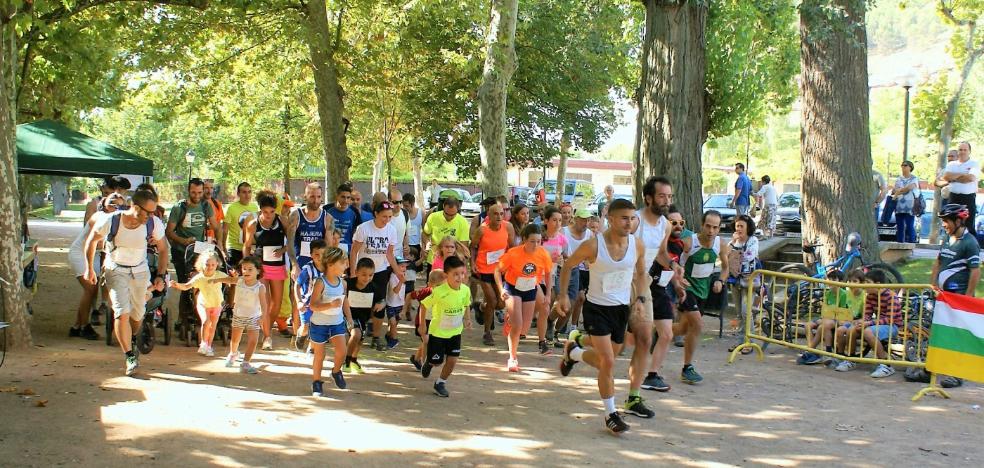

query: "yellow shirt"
(224, 201), (258, 251)
(421, 283), (471, 338)
(423, 212), (470, 262)
(191, 271), (229, 308)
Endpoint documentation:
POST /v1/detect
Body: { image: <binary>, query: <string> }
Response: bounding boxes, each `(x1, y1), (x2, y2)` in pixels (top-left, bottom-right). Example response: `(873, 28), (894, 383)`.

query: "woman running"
(510, 204), (530, 246)
(471, 202), (515, 346)
(495, 224), (553, 372)
(539, 205), (571, 354)
(243, 190), (298, 351)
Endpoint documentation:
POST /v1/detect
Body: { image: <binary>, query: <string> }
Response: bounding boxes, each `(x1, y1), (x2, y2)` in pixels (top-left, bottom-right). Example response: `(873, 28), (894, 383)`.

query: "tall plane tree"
(478, 0), (519, 198)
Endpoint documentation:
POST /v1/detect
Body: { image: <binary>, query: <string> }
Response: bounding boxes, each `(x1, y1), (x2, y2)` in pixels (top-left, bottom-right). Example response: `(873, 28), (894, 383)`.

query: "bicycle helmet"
(938, 203), (970, 220)
(844, 232), (862, 253)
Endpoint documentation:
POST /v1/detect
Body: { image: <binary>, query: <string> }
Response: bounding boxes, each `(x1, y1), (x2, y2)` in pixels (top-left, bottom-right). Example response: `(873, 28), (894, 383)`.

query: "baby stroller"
(105, 245), (172, 354)
(176, 242), (232, 347)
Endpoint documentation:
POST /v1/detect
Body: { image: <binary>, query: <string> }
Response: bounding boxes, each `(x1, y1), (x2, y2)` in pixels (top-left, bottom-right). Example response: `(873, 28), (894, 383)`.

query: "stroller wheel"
(137, 320), (155, 355)
(162, 309), (172, 346)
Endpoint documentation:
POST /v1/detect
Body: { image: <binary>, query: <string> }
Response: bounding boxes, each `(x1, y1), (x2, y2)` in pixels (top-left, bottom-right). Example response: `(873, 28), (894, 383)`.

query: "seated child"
(834, 269), (902, 378)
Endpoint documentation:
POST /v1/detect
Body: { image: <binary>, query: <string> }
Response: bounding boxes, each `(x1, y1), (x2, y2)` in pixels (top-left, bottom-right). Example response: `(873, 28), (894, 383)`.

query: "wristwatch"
(636, 295), (647, 304)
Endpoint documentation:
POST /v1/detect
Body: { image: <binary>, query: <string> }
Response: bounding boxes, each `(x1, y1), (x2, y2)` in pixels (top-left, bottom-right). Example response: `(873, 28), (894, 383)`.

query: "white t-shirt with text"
(353, 220), (398, 272)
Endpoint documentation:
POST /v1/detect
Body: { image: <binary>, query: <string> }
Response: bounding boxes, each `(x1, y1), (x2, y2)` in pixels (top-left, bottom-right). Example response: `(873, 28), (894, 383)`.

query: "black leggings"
(948, 193), (980, 245)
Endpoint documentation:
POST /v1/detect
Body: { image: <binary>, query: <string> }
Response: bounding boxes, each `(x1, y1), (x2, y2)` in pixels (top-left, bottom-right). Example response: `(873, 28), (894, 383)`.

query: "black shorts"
(678, 293), (706, 314)
(578, 270), (590, 292)
(371, 268), (392, 305)
(351, 309), (371, 333)
(475, 272), (496, 284)
(651, 290), (674, 321)
(228, 249), (244, 270)
(582, 301), (630, 344)
(426, 334), (462, 364)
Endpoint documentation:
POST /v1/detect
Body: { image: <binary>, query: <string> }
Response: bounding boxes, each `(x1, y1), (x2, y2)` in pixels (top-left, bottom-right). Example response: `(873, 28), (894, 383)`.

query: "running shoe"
(624, 396), (656, 419)
(261, 337), (273, 350)
(226, 352), (239, 368)
(568, 329), (584, 348)
(495, 309), (505, 324)
(433, 381), (450, 397)
(331, 371), (347, 389)
(69, 326), (81, 338)
(125, 356), (139, 376)
(350, 360), (365, 374)
(834, 360), (857, 372)
(241, 362), (259, 374)
(410, 355), (422, 371)
(641, 373), (670, 392)
(312, 380), (324, 397)
(421, 363), (433, 378)
(797, 352), (822, 365)
(507, 358), (520, 373)
(205, 346), (215, 357)
(483, 332), (495, 346)
(559, 341), (577, 377)
(681, 364), (703, 384)
(81, 324), (100, 340)
(520, 334), (527, 340)
(386, 336), (400, 350)
(197, 342), (207, 355)
(673, 335), (684, 347)
(605, 412), (630, 435)
(279, 328), (292, 337)
(539, 340), (551, 355)
(342, 362), (351, 373)
(870, 364), (895, 378)
(825, 358), (841, 369)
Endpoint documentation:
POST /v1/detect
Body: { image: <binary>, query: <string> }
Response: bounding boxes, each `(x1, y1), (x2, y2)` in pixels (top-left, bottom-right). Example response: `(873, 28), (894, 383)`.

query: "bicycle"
(779, 233), (903, 283)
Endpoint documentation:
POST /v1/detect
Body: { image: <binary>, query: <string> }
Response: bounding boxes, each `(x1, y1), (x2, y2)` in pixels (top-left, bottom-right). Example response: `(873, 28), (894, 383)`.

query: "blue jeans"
(895, 213), (916, 243)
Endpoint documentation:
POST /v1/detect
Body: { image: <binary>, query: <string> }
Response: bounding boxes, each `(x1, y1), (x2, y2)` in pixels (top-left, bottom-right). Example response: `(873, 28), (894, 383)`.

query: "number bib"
(300, 241), (312, 258)
(486, 249), (505, 264)
(657, 270), (675, 287)
(602, 269), (632, 294)
(440, 313), (463, 330)
(348, 291), (374, 308)
(262, 246), (283, 262)
(515, 276), (537, 291)
(691, 263), (714, 279)
(194, 241), (215, 254)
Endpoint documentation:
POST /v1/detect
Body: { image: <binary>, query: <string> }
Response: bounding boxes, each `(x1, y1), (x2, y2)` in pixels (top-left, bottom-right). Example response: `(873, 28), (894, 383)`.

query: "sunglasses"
(670, 221), (684, 226)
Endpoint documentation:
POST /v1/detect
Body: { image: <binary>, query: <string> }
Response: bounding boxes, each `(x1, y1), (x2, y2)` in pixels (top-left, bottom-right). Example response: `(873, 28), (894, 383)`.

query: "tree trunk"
(555, 132), (570, 207)
(636, 1), (708, 226)
(800, 0), (876, 263)
(929, 20), (982, 244)
(477, 0), (519, 199)
(0, 14), (31, 349)
(412, 151), (424, 211)
(303, 0), (350, 192)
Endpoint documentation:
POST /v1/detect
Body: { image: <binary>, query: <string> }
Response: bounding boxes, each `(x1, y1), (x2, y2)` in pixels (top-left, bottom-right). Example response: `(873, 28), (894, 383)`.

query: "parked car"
(461, 192), (483, 217)
(587, 192), (634, 217)
(702, 194), (736, 231)
(881, 189), (945, 242)
(509, 186), (532, 206)
(526, 179), (595, 207)
(776, 192), (802, 232)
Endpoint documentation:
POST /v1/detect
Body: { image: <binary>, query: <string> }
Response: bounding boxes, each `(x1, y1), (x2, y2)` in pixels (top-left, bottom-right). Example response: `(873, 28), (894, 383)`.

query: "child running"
(307, 247), (352, 394)
(294, 239), (328, 341)
(432, 235), (461, 271)
(343, 258), (380, 373)
(169, 250), (228, 357)
(213, 256), (267, 374)
(420, 256), (472, 397)
(495, 224), (553, 372)
(384, 257), (412, 349)
(410, 270), (447, 370)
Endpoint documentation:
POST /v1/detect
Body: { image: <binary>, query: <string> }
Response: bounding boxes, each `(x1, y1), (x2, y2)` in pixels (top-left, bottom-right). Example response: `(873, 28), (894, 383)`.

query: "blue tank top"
(311, 276), (345, 326)
(325, 205), (358, 253)
(294, 208), (327, 267)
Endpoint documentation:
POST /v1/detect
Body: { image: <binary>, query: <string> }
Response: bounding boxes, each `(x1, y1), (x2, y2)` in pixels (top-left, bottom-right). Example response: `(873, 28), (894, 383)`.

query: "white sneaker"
(870, 364), (895, 378)
(205, 346), (215, 357)
(225, 352), (238, 368)
(197, 343), (207, 355)
(834, 360), (857, 372)
(506, 358), (519, 372)
(262, 337), (273, 350)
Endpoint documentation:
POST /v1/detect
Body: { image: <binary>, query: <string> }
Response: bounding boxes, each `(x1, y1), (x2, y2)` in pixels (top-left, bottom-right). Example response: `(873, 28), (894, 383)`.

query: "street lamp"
(185, 149), (197, 181)
(901, 75), (915, 164)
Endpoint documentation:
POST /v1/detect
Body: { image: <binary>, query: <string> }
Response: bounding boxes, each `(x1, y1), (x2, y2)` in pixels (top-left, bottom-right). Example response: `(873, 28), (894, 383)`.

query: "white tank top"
(635, 211), (667, 271)
(563, 226), (593, 271)
(586, 233), (636, 306)
(234, 279), (264, 319)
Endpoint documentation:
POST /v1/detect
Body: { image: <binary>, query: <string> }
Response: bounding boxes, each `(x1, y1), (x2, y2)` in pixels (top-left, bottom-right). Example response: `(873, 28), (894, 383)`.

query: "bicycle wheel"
(779, 263), (813, 277)
(867, 262), (904, 283)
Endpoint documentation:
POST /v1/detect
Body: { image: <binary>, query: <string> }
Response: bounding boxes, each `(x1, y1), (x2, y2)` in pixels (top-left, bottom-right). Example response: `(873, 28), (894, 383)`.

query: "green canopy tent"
(16, 119), (153, 178)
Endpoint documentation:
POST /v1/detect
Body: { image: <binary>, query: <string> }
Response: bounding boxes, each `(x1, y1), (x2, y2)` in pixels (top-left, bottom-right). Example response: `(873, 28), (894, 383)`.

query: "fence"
(728, 270), (935, 375)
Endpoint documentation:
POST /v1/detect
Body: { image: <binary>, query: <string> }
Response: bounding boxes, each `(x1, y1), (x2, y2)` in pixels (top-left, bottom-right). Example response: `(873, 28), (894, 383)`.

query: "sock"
(345, 356), (352, 365)
(647, 371), (658, 379)
(629, 389), (640, 399)
(125, 350), (135, 358)
(569, 347), (585, 362)
(603, 397), (616, 414)
(436, 377), (446, 384)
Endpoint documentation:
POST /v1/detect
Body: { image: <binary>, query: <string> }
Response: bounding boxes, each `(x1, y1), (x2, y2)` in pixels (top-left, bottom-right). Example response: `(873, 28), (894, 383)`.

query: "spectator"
(730, 163), (753, 216)
(756, 175), (778, 238)
(203, 179), (225, 245)
(940, 142), (979, 241)
(934, 150), (959, 201)
(873, 170), (888, 223)
(834, 269), (902, 378)
(598, 184), (615, 218)
(892, 161), (920, 243)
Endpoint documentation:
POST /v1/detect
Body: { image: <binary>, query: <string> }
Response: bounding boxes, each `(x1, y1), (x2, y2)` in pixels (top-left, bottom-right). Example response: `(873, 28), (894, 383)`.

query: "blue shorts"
(868, 324), (899, 341)
(505, 282), (538, 303)
(309, 322), (347, 344)
(386, 306), (402, 319)
(552, 268), (579, 301)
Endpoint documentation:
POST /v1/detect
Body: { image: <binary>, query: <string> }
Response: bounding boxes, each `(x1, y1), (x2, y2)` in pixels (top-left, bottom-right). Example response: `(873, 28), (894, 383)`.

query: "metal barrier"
(728, 269), (934, 372)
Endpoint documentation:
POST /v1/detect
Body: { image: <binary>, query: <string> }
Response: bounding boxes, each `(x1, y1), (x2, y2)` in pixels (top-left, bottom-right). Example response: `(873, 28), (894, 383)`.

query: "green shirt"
(684, 234), (720, 300)
(225, 200), (258, 251)
(168, 200), (213, 243)
(421, 282), (471, 339)
(846, 290), (866, 319)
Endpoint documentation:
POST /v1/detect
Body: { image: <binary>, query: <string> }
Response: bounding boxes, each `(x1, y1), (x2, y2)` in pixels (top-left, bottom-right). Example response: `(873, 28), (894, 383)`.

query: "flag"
(925, 291), (984, 383)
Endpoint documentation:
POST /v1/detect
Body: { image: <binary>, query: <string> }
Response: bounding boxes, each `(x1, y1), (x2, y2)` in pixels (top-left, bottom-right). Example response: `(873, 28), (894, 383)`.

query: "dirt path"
(1, 221), (981, 467)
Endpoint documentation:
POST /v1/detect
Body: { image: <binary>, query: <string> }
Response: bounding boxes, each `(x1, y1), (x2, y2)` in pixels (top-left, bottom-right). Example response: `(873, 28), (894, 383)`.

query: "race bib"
(657, 270), (675, 287)
(300, 241), (311, 258)
(602, 269), (632, 294)
(644, 248), (659, 270)
(194, 241), (215, 254)
(440, 313), (463, 330)
(486, 249), (505, 264)
(691, 263), (714, 279)
(262, 246), (283, 262)
(515, 276), (537, 291)
(348, 291), (374, 308)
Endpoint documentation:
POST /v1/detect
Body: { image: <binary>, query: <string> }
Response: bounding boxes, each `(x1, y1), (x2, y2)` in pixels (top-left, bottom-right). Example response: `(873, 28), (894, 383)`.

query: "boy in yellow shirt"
(420, 255), (472, 397)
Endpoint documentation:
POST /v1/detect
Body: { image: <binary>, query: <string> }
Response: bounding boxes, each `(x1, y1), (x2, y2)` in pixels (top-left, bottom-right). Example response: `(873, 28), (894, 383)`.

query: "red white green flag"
(926, 291), (984, 383)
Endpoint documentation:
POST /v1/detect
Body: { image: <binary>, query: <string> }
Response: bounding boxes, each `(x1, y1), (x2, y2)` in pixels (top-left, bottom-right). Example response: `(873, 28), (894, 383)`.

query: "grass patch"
(28, 203), (87, 220)
(896, 257), (984, 296)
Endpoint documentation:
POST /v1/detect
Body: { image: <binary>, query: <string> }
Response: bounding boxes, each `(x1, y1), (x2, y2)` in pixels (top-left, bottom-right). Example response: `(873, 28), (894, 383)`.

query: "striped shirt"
(863, 288), (903, 327)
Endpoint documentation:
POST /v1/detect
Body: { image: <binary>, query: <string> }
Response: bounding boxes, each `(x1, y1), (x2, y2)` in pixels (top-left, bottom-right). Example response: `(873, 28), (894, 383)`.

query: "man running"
(558, 208), (593, 340)
(291, 183), (335, 268)
(422, 193), (471, 272)
(225, 182), (258, 267)
(471, 202), (515, 346)
(84, 188), (168, 376)
(557, 198), (651, 435)
(325, 183), (360, 254)
(166, 178), (223, 283)
(645, 206), (688, 390)
(674, 210), (730, 384)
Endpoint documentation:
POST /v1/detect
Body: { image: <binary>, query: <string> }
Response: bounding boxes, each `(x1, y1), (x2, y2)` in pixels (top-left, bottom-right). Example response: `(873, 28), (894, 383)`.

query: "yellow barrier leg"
(911, 374), (952, 402)
(728, 342), (764, 364)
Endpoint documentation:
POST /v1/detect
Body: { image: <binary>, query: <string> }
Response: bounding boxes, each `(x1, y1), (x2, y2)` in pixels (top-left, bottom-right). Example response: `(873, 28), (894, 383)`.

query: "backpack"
(107, 212), (157, 252)
(912, 191), (926, 217)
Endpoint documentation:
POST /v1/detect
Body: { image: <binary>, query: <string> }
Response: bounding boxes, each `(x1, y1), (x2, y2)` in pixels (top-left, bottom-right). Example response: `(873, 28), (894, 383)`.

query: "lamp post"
(902, 80), (913, 164)
(185, 149), (197, 181)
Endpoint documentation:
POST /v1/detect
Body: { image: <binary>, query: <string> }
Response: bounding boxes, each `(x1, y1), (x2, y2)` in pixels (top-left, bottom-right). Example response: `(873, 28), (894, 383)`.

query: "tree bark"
(800, 0), (877, 262)
(478, 0), (519, 199)
(0, 12), (31, 349)
(412, 151), (424, 211)
(303, 0), (350, 192)
(554, 132), (570, 207)
(636, 1), (708, 226)
(929, 19), (982, 244)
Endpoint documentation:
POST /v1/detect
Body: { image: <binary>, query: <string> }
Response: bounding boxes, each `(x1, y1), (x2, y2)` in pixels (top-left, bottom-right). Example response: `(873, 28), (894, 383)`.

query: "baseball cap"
(574, 208), (592, 219)
(395, 256), (412, 265)
(439, 189), (460, 200)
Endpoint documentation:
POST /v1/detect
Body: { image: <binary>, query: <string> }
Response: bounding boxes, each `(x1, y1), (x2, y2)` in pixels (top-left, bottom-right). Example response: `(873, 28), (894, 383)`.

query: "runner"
(350, 201), (404, 351)
(224, 182), (258, 268)
(84, 188), (168, 376)
(403, 192), (424, 317)
(540, 205), (572, 354)
(166, 178), (224, 283)
(422, 193), (471, 274)
(203, 179), (225, 244)
(510, 204), (530, 246)
(560, 209), (594, 342)
(471, 202), (515, 346)
(557, 198), (649, 434)
(630, 176), (675, 397)
(560, 203), (574, 227)
(324, 183), (360, 254)
(343, 258), (380, 373)
(645, 205), (688, 390)
(419, 256), (472, 397)
(674, 210), (731, 384)
(243, 191), (299, 350)
(307, 247), (352, 393)
(290, 183), (335, 268)
(68, 194), (127, 340)
(387, 189), (410, 260)
(495, 224), (553, 372)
